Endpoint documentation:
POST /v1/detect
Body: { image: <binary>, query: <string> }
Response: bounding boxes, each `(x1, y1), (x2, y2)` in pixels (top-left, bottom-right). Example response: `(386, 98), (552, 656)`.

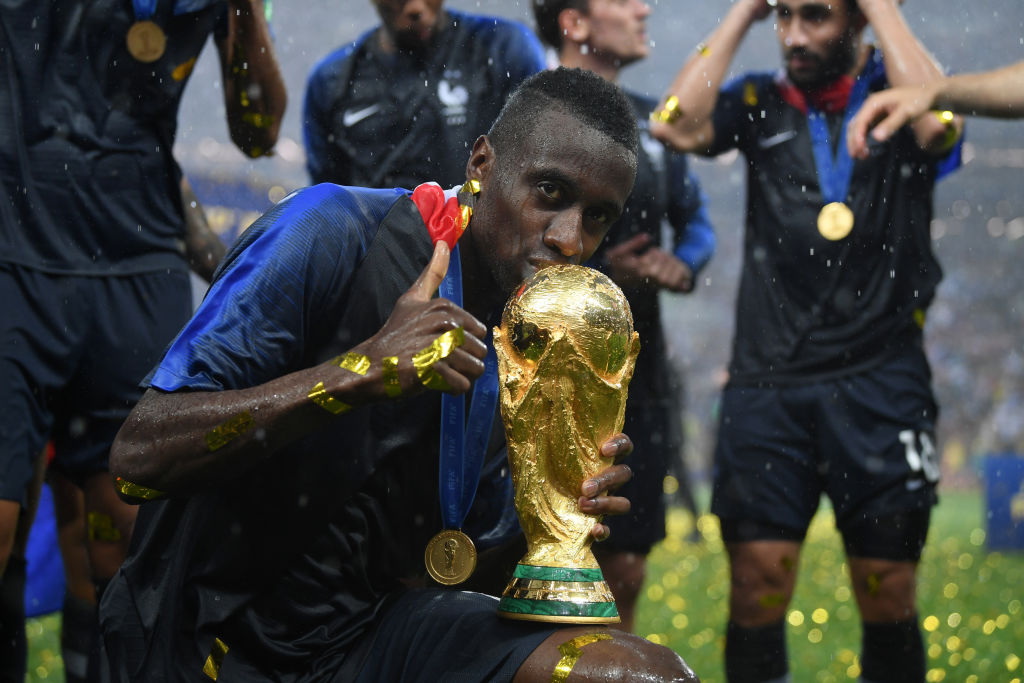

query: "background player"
(532, 0), (716, 632)
(303, 0), (545, 189)
(0, 1), (285, 680)
(651, 0), (962, 680)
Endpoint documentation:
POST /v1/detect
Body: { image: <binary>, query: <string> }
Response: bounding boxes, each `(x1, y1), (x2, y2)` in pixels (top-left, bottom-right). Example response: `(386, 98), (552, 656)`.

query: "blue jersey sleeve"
(148, 184), (406, 392)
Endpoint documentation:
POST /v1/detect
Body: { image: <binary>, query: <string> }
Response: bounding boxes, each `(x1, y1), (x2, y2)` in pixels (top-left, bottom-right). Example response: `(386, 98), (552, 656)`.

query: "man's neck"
(559, 46), (620, 83)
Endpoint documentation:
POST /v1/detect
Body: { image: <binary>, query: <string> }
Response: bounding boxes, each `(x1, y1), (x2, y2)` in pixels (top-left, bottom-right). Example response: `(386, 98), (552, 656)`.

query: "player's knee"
(0, 501), (22, 571)
(850, 562), (917, 621)
(565, 632), (699, 682)
(519, 629), (699, 682)
(597, 551), (646, 600)
(728, 555), (797, 624)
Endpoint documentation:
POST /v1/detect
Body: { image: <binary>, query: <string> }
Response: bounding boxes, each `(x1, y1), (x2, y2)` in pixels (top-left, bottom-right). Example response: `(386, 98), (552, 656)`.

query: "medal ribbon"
(438, 243), (499, 532)
(131, 0), (159, 20)
(806, 51), (882, 204)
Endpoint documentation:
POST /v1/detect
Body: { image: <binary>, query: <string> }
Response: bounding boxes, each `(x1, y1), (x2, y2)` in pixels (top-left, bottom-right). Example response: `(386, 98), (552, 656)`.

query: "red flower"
(411, 183), (469, 248)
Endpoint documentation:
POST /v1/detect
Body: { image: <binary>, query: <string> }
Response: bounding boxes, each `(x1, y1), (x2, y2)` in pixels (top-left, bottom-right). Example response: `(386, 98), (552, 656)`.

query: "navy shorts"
(0, 263), (190, 504)
(335, 590), (555, 682)
(711, 346), (940, 561)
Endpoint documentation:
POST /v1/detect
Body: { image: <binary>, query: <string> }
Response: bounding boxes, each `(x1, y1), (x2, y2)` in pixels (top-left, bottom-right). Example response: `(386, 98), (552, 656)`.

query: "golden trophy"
(494, 265), (640, 623)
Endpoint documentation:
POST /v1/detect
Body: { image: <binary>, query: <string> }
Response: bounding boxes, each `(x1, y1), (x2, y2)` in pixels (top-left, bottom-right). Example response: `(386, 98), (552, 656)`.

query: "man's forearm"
(933, 61), (1024, 118)
(110, 359), (381, 500)
(652, 0), (766, 153)
(181, 177), (226, 282)
(857, 0), (961, 151)
(219, 0), (287, 157)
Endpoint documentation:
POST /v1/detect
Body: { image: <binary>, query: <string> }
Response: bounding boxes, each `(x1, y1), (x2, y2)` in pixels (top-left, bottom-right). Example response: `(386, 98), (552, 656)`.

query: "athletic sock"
(61, 594), (98, 683)
(0, 556), (27, 683)
(725, 619), (789, 683)
(860, 618), (925, 683)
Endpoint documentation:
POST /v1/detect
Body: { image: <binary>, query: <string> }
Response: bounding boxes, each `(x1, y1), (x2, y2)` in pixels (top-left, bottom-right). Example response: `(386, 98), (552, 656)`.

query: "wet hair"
(487, 67), (639, 163)
(532, 0), (589, 49)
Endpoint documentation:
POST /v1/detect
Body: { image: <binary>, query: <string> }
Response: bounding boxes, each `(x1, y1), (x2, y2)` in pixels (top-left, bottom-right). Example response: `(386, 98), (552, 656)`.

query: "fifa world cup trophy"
(494, 265), (639, 623)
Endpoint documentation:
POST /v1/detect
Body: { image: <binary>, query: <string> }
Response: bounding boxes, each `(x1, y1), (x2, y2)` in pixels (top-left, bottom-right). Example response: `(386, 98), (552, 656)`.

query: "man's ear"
(466, 134), (496, 185)
(558, 8), (589, 45)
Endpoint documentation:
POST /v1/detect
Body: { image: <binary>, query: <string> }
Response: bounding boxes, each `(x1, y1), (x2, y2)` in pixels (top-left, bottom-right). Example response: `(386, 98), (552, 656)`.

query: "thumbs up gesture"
(353, 241), (489, 400)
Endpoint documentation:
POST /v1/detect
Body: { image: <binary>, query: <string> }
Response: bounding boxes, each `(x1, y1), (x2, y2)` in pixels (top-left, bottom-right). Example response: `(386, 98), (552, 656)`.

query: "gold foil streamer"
(308, 381), (352, 415)
(465, 178), (481, 195)
(758, 592), (787, 608)
(550, 632), (613, 683)
(204, 411), (255, 452)
(495, 265), (639, 569)
(114, 476), (166, 501)
(413, 328), (465, 391)
(330, 352), (371, 375)
(743, 81), (759, 107)
(459, 204), (473, 231)
(652, 95), (682, 124)
(202, 637), (229, 680)
(172, 57), (197, 82)
(87, 512), (121, 542)
(382, 356), (402, 397)
(934, 110), (961, 151)
(696, 41), (710, 56)
(241, 112), (276, 129)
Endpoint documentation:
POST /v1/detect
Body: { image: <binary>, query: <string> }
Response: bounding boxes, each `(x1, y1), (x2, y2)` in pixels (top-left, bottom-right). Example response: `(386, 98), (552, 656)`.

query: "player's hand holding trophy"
(494, 265), (639, 623)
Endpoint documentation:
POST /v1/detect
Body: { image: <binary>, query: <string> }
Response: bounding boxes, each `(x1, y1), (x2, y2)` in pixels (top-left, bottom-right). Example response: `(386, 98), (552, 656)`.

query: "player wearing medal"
(0, 1), (285, 680)
(98, 68), (698, 682)
(651, 0), (961, 681)
(303, 0), (546, 190)
(531, 0), (716, 633)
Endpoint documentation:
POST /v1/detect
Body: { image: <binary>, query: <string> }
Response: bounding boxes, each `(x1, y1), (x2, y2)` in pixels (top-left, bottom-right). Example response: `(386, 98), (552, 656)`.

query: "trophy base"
(497, 564), (620, 624)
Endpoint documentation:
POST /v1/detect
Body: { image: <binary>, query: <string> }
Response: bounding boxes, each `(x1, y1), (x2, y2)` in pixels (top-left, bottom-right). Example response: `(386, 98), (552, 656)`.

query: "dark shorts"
(336, 589), (555, 682)
(712, 347), (940, 561)
(600, 390), (673, 554)
(0, 263), (190, 503)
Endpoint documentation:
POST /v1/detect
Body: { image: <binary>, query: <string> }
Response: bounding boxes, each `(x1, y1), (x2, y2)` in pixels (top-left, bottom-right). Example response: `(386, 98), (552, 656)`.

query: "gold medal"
(817, 201), (854, 241)
(126, 20), (166, 63)
(424, 529), (477, 585)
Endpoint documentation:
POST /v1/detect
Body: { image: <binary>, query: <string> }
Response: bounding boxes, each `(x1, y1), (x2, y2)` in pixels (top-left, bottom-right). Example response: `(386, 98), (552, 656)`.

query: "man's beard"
(785, 39), (857, 90)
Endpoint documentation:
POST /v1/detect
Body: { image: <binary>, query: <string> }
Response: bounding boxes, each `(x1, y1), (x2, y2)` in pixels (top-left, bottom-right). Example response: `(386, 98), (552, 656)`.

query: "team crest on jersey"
(438, 70), (468, 127)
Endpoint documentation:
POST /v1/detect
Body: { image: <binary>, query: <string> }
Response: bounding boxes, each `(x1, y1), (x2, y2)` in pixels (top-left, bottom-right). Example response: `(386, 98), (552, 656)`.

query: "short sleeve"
(148, 184), (406, 392)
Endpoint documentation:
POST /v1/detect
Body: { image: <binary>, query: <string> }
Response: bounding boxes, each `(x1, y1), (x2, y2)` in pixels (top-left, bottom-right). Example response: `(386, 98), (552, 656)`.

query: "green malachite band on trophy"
(497, 597), (619, 619)
(512, 565), (605, 583)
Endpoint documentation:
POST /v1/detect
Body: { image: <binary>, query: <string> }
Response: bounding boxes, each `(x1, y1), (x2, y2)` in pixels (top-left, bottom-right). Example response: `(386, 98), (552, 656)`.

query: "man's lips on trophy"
(526, 258), (569, 278)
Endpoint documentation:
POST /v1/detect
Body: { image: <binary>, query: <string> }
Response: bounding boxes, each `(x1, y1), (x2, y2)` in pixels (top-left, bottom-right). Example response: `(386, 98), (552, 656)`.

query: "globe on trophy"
(494, 264), (640, 623)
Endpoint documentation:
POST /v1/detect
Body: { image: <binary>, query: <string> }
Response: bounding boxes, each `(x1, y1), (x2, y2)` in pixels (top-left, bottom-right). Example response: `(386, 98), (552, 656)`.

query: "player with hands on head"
(650, 0), (962, 681)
